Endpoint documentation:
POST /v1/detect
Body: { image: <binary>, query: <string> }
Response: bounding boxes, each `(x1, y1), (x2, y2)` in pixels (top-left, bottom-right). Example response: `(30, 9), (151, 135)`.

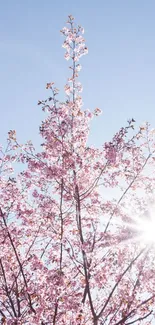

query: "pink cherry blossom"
(0, 15), (155, 325)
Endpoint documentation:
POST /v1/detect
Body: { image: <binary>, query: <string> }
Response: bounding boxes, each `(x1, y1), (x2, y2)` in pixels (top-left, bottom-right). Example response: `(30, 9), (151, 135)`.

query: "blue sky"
(1, 1), (155, 149)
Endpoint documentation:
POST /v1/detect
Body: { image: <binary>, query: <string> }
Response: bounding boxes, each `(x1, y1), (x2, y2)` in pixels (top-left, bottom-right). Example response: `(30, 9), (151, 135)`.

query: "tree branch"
(97, 248), (145, 319)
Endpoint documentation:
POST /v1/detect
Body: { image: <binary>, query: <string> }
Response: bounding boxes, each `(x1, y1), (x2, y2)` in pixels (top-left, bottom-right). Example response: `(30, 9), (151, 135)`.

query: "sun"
(137, 218), (155, 243)
(107, 203), (155, 247)
(117, 204), (155, 246)
(129, 207), (155, 245)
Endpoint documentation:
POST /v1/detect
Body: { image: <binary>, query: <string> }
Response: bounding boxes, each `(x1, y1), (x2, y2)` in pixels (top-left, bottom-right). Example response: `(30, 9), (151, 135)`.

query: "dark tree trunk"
(94, 318), (98, 325)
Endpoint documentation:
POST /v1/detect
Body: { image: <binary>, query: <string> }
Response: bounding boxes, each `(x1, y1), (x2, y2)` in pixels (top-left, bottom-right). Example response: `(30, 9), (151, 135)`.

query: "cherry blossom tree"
(1, 15), (155, 325)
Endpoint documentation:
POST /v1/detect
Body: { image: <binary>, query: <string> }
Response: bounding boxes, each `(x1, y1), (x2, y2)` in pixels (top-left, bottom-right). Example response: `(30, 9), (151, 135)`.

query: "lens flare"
(136, 217), (155, 243)
(124, 206), (155, 245)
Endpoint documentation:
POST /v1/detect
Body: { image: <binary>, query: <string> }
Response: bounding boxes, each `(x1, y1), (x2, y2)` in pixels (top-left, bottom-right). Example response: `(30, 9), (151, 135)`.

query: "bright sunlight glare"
(112, 204), (155, 246)
(126, 206), (155, 245)
(135, 216), (155, 243)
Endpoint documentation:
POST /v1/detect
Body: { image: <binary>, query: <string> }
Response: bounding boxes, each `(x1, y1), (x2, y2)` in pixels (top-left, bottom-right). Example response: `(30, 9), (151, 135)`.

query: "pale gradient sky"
(1, 1), (155, 150)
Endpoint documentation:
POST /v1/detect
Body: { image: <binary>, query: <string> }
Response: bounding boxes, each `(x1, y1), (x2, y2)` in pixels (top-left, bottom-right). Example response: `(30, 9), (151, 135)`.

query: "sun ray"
(118, 205), (155, 245)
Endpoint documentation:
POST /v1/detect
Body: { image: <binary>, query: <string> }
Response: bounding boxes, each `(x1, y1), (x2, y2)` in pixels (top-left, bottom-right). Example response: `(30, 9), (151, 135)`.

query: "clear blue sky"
(1, 0), (155, 149)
